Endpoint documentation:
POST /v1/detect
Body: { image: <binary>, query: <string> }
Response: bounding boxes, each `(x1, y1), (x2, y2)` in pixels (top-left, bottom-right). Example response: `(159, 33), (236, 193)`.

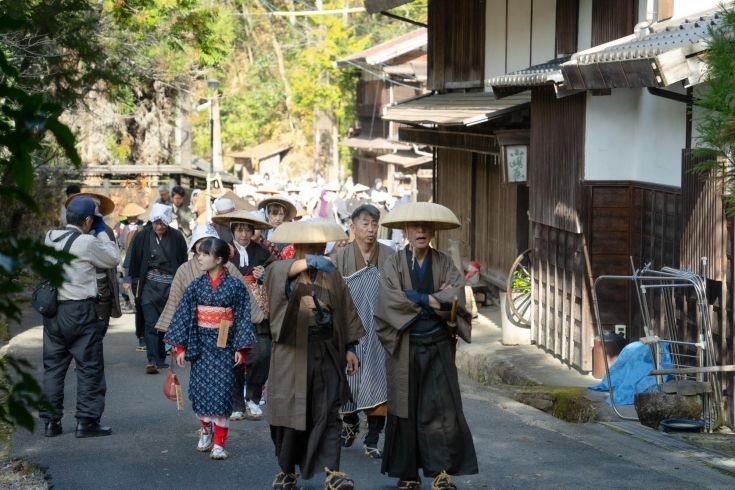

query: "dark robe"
(128, 224), (188, 299)
(375, 247), (477, 479)
(265, 259), (365, 479)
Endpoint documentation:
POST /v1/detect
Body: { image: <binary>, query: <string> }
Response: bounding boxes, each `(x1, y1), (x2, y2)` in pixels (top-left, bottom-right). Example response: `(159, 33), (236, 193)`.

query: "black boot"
(44, 420), (62, 437)
(75, 418), (112, 438)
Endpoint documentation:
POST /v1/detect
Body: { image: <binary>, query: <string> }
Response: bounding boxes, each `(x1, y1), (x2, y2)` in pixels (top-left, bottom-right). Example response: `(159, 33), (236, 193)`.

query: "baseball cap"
(67, 196), (103, 218)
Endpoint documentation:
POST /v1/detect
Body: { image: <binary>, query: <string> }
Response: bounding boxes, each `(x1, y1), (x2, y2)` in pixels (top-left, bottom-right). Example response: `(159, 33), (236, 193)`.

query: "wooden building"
(336, 28), (433, 199)
(380, 0), (735, 425)
(229, 142), (292, 182)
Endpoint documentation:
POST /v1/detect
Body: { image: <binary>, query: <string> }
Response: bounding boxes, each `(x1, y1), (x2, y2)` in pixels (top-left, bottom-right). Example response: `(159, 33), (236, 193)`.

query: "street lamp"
(206, 78), (219, 222)
(207, 78), (219, 175)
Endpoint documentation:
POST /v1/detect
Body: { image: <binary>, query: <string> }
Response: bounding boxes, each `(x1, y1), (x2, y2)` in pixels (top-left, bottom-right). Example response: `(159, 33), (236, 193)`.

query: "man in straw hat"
(265, 221), (365, 490)
(66, 192), (121, 332)
(375, 202), (478, 490)
(334, 204), (395, 459)
(126, 203), (188, 374)
(212, 209), (274, 421)
(116, 202), (146, 252)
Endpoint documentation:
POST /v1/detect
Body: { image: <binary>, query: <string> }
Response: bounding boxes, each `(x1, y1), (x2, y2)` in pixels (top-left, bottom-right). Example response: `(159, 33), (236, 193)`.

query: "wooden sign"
(417, 169), (433, 179)
(503, 145), (528, 184)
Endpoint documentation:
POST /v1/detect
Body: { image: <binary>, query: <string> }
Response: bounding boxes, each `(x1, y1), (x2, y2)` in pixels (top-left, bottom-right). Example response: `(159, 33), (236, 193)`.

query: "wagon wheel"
(505, 249), (532, 326)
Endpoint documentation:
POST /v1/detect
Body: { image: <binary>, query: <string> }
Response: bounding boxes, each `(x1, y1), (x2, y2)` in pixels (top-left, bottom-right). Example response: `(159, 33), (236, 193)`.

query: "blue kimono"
(164, 270), (253, 417)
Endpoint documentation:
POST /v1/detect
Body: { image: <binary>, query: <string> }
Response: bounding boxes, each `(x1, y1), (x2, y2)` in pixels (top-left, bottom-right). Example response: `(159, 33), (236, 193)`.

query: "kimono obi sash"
(196, 306), (234, 329)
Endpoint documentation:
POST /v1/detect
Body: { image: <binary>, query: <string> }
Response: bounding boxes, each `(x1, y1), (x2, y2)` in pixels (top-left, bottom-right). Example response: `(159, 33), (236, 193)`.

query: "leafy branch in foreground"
(693, 5), (735, 213)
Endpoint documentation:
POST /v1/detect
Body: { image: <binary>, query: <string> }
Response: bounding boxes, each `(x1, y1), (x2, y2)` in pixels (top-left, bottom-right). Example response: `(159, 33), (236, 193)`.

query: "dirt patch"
(670, 427), (735, 457)
(0, 458), (48, 490)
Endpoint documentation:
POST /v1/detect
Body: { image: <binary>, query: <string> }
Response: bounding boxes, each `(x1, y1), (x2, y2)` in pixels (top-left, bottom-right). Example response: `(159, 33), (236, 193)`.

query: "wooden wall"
(529, 87), (586, 234)
(354, 155), (387, 188)
(591, 0), (637, 47)
(472, 154), (528, 282)
(428, 0), (485, 90)
(556, 0), (580, 56)
(436, 148), (473, 257)
(532, 223), (591, 371)
(681, 151), (728, 281)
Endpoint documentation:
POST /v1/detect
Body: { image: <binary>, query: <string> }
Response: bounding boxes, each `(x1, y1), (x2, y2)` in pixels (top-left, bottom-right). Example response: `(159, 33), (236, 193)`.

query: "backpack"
(31, 231), (81, 318)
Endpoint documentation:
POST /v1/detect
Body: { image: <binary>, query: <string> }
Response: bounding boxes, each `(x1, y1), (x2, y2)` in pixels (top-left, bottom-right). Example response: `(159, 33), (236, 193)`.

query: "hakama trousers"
(381, 330), (478, 479)
(270, 339), (343, 480)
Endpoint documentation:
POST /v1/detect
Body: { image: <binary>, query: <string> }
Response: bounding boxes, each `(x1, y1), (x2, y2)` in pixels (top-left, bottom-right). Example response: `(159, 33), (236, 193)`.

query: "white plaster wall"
(584, 91), (639, 181)
(635, 87), (687, 186)
(531, 0), (556, 65)
(506, 0), (532, 73)
(584, 88), (687, 187)
(577, 0), (593, 51)
(484, 0), (508, 91)
(673, 0), (721, 19)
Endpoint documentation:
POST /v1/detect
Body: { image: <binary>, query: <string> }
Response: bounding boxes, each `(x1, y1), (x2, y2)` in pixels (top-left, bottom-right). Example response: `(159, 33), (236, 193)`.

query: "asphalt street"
(6, 312), (735, 490)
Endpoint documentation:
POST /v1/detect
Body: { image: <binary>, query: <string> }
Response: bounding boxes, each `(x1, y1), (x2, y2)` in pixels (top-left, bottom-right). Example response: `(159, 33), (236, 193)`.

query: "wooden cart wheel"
(506, 249), (532, 326)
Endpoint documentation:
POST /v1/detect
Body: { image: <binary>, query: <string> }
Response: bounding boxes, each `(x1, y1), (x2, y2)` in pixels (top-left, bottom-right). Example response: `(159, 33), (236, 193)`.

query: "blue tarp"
(589, 341), (673, 406)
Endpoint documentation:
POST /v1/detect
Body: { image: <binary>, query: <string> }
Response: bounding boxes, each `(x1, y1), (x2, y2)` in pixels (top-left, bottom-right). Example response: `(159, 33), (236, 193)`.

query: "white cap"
(188, 223), (219, 253)
(214, 198), (236, 215)
(149, 203), (173, 225)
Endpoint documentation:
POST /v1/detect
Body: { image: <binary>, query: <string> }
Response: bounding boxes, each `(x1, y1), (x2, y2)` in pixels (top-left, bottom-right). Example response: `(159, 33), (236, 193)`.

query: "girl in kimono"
(264, 221), (365, 490)
(164, 238), (253, 460)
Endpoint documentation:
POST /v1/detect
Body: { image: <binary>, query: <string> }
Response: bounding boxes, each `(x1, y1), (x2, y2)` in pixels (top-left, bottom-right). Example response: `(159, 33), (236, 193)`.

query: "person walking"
(265, 221), (364, 490)
(334, 204), (395, 459)
(126, 203), (188, 374)
(375, 202), (478, 490)
(41, 195), (120, 438)
(164, 238), (253, 461)
(171, 185), (193, 240)
(211, 209), (274, 421)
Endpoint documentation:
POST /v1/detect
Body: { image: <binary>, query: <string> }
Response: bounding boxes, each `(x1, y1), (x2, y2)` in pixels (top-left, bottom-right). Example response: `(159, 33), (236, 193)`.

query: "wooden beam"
(398, 127), (500, 155)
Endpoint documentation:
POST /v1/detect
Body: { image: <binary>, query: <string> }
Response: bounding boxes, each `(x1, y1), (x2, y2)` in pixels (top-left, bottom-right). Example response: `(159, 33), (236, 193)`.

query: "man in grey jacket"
(42, 196), (120, 438)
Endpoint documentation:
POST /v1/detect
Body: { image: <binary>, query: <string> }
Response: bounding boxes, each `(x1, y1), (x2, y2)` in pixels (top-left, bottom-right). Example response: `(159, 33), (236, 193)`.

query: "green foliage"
(0, 357), (53, 432)
(511, 267), (531, 295)
(693, 5), (735, 213)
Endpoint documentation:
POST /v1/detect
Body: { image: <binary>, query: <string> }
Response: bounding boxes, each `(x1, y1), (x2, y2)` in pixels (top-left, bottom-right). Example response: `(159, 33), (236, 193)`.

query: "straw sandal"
(431, 471), (456, 490)
(272, 472), (299, 490)
(364, 443), (383, 459)
(340, 422), (360, 448)
(197, 424), (213, 452)
(324, 467), (354, 490)
(397, 477), (422, 490)
(209, 445), (228, 460)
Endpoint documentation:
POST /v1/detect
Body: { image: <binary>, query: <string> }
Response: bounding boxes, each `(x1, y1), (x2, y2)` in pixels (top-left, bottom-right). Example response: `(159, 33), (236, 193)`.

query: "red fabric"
(281, 244), (295, 259)
(196, 306), (234, 329)
(175, 346), (185, 357)
(214, 424), (228, 447)
(208, 268), (226, 290)
(244, 274), (257, 284)
(200, 419), (211, 430)
(237, 349), (248, 364)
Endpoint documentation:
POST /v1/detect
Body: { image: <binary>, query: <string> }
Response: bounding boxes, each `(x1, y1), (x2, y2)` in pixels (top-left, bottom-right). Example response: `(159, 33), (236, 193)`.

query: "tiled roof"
(486, 58), (569, 88)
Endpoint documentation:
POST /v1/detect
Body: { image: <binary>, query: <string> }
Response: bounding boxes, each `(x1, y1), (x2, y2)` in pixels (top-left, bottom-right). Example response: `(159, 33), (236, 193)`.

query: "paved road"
(6, 312), (735, 490)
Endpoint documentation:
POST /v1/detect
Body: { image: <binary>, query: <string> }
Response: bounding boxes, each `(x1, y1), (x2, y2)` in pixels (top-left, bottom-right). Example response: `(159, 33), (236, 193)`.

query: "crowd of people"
(40, 178), (478, 490)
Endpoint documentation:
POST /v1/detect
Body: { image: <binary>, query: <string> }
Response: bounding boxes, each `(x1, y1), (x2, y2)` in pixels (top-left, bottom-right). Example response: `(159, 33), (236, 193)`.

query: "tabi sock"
(213, 424), (228, 447)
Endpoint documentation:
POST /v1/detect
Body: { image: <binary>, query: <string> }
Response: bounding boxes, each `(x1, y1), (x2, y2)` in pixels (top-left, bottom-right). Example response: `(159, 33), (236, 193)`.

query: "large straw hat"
(221, 190), (255, 211)
(121, 202), (146, 217)
(323, 181), (341, 192)
(380, 202), (461, 231)
(351, 183), (369, 194)
(65, 192), (115, 216)
(258, 196), (297, 222)
(211, 209), (272, 230)
(271, 220), (348, 244)
(256, 185), (280, 195)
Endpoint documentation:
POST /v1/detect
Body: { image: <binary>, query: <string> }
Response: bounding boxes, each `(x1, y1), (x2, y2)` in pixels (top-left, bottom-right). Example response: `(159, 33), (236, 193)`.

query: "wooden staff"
(448, 295), (459, 329)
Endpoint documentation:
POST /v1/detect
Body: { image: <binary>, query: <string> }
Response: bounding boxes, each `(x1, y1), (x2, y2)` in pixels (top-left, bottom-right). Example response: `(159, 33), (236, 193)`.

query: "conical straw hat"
(271, 221), (347, 244)
(222, 190), (255, 211)
(65, 192), (115, 216)
(121, 203), (146, 217)
(258, 196), (297, 222)
(380, 202), (461, 231)
(211, 209), (273, 230)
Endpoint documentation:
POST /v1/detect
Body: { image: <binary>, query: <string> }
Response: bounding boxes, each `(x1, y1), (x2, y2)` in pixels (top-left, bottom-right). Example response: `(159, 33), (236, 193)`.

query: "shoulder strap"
(61, 232), (82, 254)
(51, 230), (74, 243)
